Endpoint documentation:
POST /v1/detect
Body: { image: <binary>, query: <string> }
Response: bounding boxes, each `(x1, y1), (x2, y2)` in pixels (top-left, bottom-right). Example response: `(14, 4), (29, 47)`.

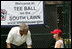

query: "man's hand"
(27, 45), (32, 48)
(7, 43), (11, 48)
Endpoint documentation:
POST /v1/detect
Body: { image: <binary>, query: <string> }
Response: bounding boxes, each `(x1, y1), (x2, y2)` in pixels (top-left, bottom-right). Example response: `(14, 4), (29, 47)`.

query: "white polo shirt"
(6, 27), (32, 46)
(55, 40), (64, 48)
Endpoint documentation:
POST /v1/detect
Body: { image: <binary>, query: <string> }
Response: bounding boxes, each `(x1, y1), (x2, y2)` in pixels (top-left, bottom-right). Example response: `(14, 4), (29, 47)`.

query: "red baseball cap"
(51, 29), (63, 36)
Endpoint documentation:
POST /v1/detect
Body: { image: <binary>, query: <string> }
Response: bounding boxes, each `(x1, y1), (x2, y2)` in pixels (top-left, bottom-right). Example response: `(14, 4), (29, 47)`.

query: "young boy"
(51, 29), (64, 48)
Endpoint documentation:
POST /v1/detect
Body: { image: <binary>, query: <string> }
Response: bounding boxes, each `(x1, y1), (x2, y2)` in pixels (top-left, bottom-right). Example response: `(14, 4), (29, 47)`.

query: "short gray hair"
(20, 23), (29, 31)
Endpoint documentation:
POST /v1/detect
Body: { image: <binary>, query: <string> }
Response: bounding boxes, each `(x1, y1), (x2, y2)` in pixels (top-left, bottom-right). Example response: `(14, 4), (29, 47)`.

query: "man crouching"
(6, 23), (32, 48)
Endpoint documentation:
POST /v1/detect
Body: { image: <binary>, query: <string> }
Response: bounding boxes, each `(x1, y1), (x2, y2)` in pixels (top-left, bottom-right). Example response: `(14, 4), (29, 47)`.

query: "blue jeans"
(11, 43), (27, 48)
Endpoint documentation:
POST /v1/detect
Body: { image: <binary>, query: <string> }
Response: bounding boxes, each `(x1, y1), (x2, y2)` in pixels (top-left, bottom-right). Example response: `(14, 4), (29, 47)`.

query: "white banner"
(1, 1), (44, 25)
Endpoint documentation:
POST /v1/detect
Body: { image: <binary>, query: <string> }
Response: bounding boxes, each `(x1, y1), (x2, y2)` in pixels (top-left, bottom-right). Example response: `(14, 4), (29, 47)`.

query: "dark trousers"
(11, 43), (27, 48)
